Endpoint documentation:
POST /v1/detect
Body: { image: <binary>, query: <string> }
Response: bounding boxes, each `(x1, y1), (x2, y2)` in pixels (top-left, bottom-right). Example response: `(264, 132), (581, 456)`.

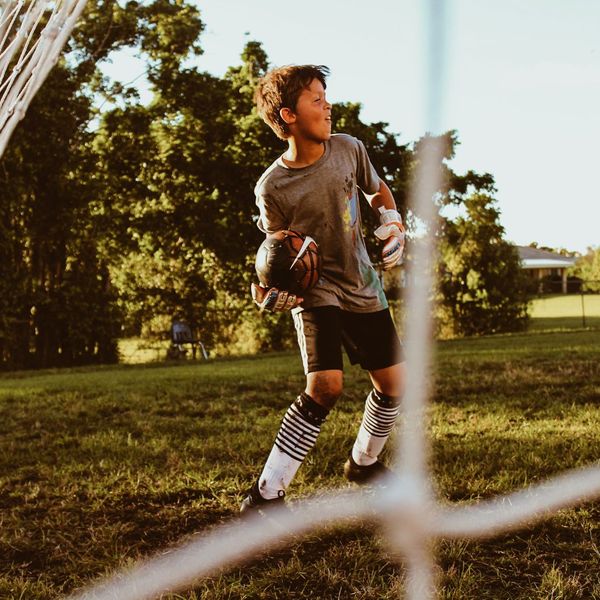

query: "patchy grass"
(529, 293), (600, 331)
(0, 331), (599, 598)
(118, 337), (172, 364)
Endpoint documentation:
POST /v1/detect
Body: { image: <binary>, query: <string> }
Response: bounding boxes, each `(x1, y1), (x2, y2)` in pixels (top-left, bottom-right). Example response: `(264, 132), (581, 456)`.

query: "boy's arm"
(364, 178), (397, 214)
(363, 179), (405, 270)
(253, 190), (303, 312)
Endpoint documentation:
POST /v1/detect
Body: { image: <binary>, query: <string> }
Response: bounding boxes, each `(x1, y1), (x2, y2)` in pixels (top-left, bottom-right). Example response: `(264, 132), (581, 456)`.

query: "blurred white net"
(0, 0), (87, 158)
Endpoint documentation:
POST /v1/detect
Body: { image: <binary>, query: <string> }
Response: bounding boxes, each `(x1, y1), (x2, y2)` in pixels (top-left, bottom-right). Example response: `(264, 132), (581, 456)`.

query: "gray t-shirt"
(255, 133), (388, 313)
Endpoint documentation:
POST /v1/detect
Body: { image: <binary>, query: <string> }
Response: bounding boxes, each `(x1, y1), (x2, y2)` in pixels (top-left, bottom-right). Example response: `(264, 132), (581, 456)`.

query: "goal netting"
(0, 0), (87, 158)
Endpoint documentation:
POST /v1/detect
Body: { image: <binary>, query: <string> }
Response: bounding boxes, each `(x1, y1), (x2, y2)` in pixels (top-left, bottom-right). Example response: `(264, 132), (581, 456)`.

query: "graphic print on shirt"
(342, 173), (358, 239)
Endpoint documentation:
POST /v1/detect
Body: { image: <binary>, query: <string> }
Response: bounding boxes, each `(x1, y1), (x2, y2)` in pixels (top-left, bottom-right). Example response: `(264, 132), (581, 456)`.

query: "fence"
(529, 280), (600, 330)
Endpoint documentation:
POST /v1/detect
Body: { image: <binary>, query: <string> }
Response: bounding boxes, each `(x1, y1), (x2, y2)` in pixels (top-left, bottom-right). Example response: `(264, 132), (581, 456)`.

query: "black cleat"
(240, 481), (287, 517)
(343, 455), (394, 486)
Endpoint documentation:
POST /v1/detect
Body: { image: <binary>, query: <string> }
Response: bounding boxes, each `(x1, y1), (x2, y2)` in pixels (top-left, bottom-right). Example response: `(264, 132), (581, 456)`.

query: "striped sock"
(352, 389), (400, 466)
(258, 393), (328, 500)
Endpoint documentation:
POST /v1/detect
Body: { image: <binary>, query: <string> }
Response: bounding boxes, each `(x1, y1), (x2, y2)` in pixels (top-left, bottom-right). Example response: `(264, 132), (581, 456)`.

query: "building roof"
(516, 246), (578, 270)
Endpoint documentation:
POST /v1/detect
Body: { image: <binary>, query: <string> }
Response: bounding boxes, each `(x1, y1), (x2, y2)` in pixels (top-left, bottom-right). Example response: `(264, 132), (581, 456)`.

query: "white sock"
(258, 395), (326, 499)
(352, 389), (400, 466)
(258, 446), (303, 499)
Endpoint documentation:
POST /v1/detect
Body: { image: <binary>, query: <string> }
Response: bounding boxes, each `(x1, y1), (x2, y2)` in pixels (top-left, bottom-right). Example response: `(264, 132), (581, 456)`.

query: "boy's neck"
(282, 137), (326, 168)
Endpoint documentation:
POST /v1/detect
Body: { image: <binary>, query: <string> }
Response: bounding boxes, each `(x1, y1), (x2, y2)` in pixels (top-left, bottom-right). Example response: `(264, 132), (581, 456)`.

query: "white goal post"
(0, 0), (87, 158)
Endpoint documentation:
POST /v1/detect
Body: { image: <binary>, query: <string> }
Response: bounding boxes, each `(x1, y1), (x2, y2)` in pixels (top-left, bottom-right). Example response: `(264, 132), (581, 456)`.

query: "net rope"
(0, 0), (87, 158)
(0, 0), (595, 598)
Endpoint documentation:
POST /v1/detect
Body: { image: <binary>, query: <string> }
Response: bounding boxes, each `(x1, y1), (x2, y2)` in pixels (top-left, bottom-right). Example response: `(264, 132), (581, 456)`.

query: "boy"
(241, 65), (406, 514)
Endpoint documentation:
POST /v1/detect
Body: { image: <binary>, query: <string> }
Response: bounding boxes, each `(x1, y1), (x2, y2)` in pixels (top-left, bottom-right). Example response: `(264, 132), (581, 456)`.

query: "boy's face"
(285, 78), (332, 143)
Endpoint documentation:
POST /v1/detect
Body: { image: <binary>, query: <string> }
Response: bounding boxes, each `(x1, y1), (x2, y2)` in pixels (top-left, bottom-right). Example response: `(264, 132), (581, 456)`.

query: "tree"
(98, 46), (528, 349)
(569, 247), (600, 292)
(438, 192), (529, 337)
(0, 60), (120, 367)
(94, 37), (292, 353)
(1, 5), (532, 368)
(97, 48), (423, 353)
(0, 0), (202, 368)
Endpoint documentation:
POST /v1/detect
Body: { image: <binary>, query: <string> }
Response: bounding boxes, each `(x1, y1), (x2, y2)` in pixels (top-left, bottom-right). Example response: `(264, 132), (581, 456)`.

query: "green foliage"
(570, 247), (600, 292)
(438, 193), (530, 337)
(0, 4), (536, 367)
(375, 130), (529, 338)
(0, 0), (204, 368)
(0, 61), (115, 368)
(94, 38), (280, 347)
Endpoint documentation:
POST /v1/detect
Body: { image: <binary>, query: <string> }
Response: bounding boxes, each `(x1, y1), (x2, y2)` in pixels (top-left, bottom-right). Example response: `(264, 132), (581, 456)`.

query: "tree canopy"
(0, 1), (529, 368)
(570, 247), (600, 292)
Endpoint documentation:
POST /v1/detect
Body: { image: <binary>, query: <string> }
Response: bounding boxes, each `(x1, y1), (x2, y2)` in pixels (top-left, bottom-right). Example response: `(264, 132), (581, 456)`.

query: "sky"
(103, 0), (600, 254)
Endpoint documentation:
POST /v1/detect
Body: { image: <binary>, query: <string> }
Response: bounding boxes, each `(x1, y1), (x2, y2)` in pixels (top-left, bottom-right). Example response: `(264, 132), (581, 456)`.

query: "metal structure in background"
(66, 2), (600, 600)
(0, 0), (87, 158)
(571, 281), (599, 329)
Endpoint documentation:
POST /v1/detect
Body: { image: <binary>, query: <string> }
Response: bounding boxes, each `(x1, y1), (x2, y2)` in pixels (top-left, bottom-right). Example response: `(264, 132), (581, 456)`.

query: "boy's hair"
(254, 65), (330, 140)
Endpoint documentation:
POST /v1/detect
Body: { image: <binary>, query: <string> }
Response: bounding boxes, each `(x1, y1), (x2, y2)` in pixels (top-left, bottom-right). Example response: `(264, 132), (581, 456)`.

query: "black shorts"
(292, 306), (403, 374)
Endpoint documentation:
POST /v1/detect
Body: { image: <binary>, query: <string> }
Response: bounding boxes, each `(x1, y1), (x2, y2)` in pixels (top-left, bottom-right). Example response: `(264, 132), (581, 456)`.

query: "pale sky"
(104, 0), (600, 254)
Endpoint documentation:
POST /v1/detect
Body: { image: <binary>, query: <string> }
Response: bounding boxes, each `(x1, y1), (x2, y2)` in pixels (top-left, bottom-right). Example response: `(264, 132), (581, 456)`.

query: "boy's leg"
(241, 307), (343, 511)
(351, 362), (405, 466)
(339, 309), (405, 482)
(256, 369), (342, 500)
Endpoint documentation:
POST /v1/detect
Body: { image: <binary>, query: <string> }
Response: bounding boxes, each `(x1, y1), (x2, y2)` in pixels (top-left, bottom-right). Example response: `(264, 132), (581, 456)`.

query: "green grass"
(1, 330), (599, 599)
(529, 293), (600, 330)
(118, 337), (172, 364)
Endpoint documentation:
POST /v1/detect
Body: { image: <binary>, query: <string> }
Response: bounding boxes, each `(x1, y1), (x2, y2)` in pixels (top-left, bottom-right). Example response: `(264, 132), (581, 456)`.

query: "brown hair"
(254, 65), (330, 140)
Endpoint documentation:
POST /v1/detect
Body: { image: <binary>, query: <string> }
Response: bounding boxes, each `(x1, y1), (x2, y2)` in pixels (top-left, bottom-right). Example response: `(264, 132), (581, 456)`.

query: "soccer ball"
(255, 230), (321, 295)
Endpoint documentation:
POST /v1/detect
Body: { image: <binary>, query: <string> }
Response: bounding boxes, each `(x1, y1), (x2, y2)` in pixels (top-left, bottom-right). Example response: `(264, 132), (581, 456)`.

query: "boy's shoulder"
(330, 132), (359, 146)
(255, 157), (282, 195)
(330, 133), (372, 164)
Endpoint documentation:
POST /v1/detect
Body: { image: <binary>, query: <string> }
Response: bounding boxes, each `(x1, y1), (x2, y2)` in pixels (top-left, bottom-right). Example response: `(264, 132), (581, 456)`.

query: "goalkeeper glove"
(251, 283), (303, 312)
(374, 207), (405, 270)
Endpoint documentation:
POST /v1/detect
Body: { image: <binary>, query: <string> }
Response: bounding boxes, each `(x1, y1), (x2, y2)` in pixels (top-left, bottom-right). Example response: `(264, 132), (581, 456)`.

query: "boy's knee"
(305, 371), (343, 410)
(370, 362), (406, 398)
(312, 388), (342, 409)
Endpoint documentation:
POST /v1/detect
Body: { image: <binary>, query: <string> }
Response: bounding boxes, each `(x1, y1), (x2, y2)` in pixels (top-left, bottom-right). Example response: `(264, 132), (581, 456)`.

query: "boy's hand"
(251, 283), (303, 312)
(374, 207), (405, 270)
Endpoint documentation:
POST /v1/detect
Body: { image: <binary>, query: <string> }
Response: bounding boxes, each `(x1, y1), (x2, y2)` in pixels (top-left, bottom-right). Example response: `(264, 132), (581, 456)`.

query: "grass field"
(1, 329), (599, 599)
(529, 293), (600, 331)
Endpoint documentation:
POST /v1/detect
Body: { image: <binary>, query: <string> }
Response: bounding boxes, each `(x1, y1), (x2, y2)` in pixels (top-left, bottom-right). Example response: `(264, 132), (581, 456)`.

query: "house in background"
(516, 246), (578, 293)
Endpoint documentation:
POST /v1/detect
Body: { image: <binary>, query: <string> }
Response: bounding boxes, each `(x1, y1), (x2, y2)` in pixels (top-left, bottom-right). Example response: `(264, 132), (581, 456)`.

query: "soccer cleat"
(240, 481), (288, 517)
(343, 454), (395, 486)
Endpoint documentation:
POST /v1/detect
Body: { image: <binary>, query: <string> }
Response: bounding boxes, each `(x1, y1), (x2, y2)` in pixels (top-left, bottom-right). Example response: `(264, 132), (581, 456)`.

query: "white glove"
(374, 207), (405, 270)
(251, 283), (302, 312)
